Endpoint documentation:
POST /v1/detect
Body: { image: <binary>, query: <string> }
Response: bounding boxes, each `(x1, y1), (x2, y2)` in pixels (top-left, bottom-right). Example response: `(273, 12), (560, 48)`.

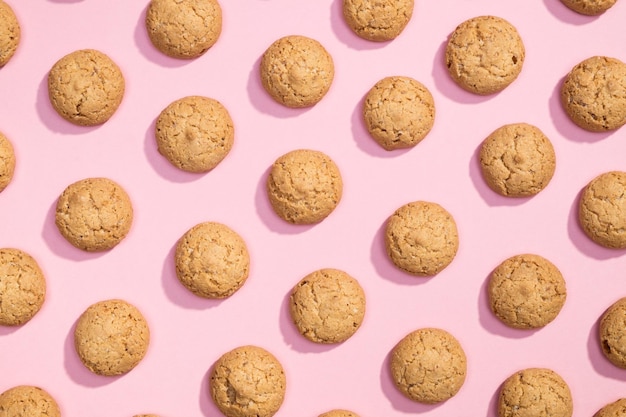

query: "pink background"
(1, 1), (626, 416)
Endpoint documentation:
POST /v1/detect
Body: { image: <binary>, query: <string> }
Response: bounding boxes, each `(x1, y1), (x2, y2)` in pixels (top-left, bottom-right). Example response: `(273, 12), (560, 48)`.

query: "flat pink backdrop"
(1, 1), (626, 416)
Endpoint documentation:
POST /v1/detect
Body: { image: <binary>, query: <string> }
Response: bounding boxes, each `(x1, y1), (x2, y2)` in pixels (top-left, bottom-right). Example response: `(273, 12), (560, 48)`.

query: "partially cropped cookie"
(390, 328), (467, 404)
(445, 16), (525, 95)
(561, 56), (626, 132)
(498, 368), (573, 417)
(210, 345), (286, 417)
(599, 297), (626, 368)
(0, 0), (19, 67)
(363, 76), (435, 151)
(48, 49), (125, 126)
(319, 410), (360, 417)
(560, 0), (618, 15)
(594, 398), (626, 417)
(260, 35), (334, 108)
(342, 0), (414, 41)
(0, 248), (46, 326)
(156, 96), (234, 173)
(0, 131), (15, 192)
(0, 385), (61, 417)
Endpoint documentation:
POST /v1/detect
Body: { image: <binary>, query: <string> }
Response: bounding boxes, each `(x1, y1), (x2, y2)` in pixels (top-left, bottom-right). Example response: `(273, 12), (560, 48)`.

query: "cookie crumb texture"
(48, 49), (125, 126)
(445, 15), (525, 95)
(74, 299), (150, 376)
(210, 345), (286, 417)
(0, 248), (45, 326)
(593, 398), (626, 417)
(342, 0), (414, 41)
(319, 410), (360, 417)
(260, 35), (334, 108)
(599, 297), (626, 368)
(390, 328), (467, 404)
(0, 385), (61, 417)
(290, 268), (366, 344)
(498, 368), (573, 417)
(0, 0), (19, 67)
(0, 131), (15, 193)
(560, 0), (618, 15)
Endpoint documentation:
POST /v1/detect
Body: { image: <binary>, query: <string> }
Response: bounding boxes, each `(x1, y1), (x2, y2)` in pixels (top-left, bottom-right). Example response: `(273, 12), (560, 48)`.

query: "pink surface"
(1, 0), (626, 416)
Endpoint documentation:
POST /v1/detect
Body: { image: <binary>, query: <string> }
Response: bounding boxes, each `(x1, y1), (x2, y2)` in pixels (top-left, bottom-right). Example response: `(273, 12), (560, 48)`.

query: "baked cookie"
(0, 248), (46, 326)
(560, 0), (618, 15)
(210, 345), (286, 417)
(55, 177), (133, 252)
(390, 328), (467, 404)
(260, 35), (334, 108)
(319, 410), (360, 417)
(48, 49), (125, 126)
(74, 299), (150, 376)
(0, 0), (19, 67)
(385, 201), (459, 276)
(267, 149), (343, 224)
(488, 254), (566, 329)
(146, 0), (222, 59)
(599, 297), (626, 368)
(0, 131), (15, 193)
(594, 398), (626, 417)
(561, 56), (626, 132)
(445, 16), (525, 95)
(363, 76), (435, 151)
(0, 385), (61, 417)
(289, 268), (366, 344)
(498, 368), (573, 417)
(342, 0), (414, 41)
(175, 222), (250, 299)
(155, 96), (234, 173)
(578, 171), (626, 249)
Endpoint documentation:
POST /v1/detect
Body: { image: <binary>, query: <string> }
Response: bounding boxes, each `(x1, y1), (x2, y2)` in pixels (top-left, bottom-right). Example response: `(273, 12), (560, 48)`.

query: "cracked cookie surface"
(0, 385), (61, 417)
(599, 297), (626, 368)
(0, 0), (19, 67)
(594, 398), (626, 417)
(560, 0), (617, 15)
(0, 131), (15, 193)
(0, 248), (45, 326)
(342, 0), (414, 41)
(319, 410), (360, 417)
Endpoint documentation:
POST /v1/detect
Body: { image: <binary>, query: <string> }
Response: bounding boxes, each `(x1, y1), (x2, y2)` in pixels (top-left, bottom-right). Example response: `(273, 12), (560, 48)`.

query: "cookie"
(210, 345), (286, 417)
(319, 410), (360, 417)
(267, 149), (343, 224)
(561, 56), (626, 132)
(175, 222), (250, 299)
(48, 49), (125, 126)
(289, 268), (366, 344)
(74, 299), (150, 376)
(155, 96), (234, 173)
(363, 76), (435, 151)
(560, 0), (618, 15)
(498, 368), (573, 417)
(390, 328), (467, 404)
(594, 398), (626, 417)
(0, 248), (46, 326)
(578, 171), (626, 249)
(599, 297), (626, 368)
(0, 131), (15, 193)
(260, 35), (334, 108)
(55, 177), (133, 252)
(445, 16), (525, 95)
(342, 0), (414, 41)
(0, 0), (19, 67)
(488, 254), (566, 329)
(385, 201), (459, 276)
(0, 385), (61, 417)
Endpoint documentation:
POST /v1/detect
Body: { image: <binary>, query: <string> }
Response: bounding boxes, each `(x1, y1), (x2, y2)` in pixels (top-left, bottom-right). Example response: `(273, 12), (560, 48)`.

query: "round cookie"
(55, 177), (133, 252)
(319, 410), (360, 417)
(385, 201), (459, 276)
(578, 171), (626, 249)
(445, 15), (525, 95)
(488, 254), (566, 329)
(599, 297), (626, 368)
(175, 222), (250, 299)
(363, 76), (435, 151)
(48, 49), (125, 126)
(560, 0), (618, 15)
(0, 131), (15, 193)
(390, 328), (467, 404)
(0, 385), (61, 417)
(561, 56), (626, 132)
(0, 0), (19, 67)
(498, 368), (573, 417)
(260, 35), (334, 108)
(289, 268), (366, 344)
(594, 398), (626, 417)
(266, 149), (343, 224)
(0, 248), (46, 326)
(210, 345), (286, 417)
(145, 0), (222, 59)
(74, 299), (150, 376)
(342, 0), (414, 42)
(155, 96), (234, 173)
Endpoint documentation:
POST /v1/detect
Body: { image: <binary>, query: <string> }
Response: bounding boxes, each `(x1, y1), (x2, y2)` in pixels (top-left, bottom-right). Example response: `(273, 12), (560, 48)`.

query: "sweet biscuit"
(0, 248), (45, 326)
(0, 385), (61, 417)
(342, 0), (414, 41)
(0, 0), (19, 67)
(0, 131), (15, 193)
(599, 297), (626, 368)
(594, 398), (626, 417)
(560, 0), (618, 15)
(319, 410), (360, 417)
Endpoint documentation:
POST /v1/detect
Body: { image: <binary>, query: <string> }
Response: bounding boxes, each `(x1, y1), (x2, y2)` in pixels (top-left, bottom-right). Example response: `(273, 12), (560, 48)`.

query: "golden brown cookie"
(498, 368), (573, 417)
(55, 177), (133, 252)
(578, 171), (626, 249)
(48, 49), (125, 126)
(175, 222), (250, 299)
(385, 201), (459, 276)
(594, 398), (626, 417)
(210, 345), (286, 417)
(260, 35), (334, 108)
(342, 0), (414, 41)
(155, 96), (234, 173)
(390, 328), (467, 404)
(0, 248), (46, 326)
(560, 0), (618, 15)
(0, 0), (19, 67)
(267, 149), (343, 224)
(319, 410), (360, 417)
(488, 254), (566, 329)
(0, 131), (15, 193)
(363, 76), (435, 151)
(480, 123), (556, 197)
(561, 56), (626, 132)
(599, 297), (626, 368)
(74, 299), (150, 376)
(289, 268), (366, 344)
(0, 385), (61, 417)
(445, 16), (525, 95)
